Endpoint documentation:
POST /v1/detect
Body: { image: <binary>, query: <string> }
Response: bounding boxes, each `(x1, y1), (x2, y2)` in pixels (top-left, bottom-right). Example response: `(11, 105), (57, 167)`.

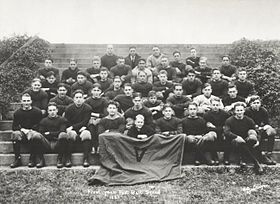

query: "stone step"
(0, 120), (12, 131)
(0, 153), (100, 166)
(0, 131), (12, 141)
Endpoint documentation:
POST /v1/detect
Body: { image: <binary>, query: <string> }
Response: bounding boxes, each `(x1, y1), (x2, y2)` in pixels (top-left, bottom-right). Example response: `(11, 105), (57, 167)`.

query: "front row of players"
(10, 87), (276, 174)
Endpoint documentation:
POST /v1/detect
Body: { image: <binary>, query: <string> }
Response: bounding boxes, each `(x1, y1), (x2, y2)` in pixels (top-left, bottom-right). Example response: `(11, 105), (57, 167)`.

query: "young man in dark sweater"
(166, 83), (192, 118)
(64, 90), (92, 167)
(208, 69), (228, 98)
(101, 45), (118, 70)
(169, 51), (188, 82)
(182, 102), (217, 165)
(41, 71), (58, 101)
(110, 57), (132, 83)
(10, 93), (43, 168)
(152, 70), (173, 102)
(155, 104), (182, 136)
(71, 71), (93, 97)
(219, 55), (237, 82)
(85, 84), (108, 154)
(49, 83), (73, 116)
(98, 101), (126, 135)
(156, 56), (177, 82)
(224, 102), (263, 174)
(61, 58), (80, 86)
(222, 84), (245, 113)
(127, 114), (155, 139)
(194, 57), (212, 84)
(104, 76), (124, 100)
(186, 48), (200, 68)
(234, 68), (256, 98)
(143, 91), (163, 120)
(132, 71), (153, 97)
(203, 98), (231, 165)
(182, 69), (202, 99)
(114, 83), (134, 113)
(86, 56), (102, 84)
(245, 96), (276, 165)
(97, 67), (113, 93)
(38, 102), (72, 168)
(37, 58), (60, 83)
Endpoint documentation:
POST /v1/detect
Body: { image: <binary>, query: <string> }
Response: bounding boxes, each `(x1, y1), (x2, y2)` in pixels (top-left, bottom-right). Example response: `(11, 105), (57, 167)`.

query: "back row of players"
(10, 45), (276, 175)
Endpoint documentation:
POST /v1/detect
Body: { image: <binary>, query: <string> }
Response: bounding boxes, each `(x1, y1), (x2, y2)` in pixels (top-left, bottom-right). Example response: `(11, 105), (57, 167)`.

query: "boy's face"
(57, 86), (67, 97)
(135, 118), (144, 129)
(222, 57), (230, 66)
(117, 59), (125, 66)
(70, 61), (77, 70)
(187, 73), (195, 81)
(190, 49), (196, 57)
(21, 95), (32, 109)
(48, 105), (58, 118)
(212, 70), (221, 80)
(234, 105), (245, 119)
(199, 60), (207, 68)
(129, 48), (136, 56)
(148, 96), (157, 104)
(44, 59), (52, 67)
(114, 79), (122, 88)
(91, 87), (101, 98)
(161, 58), (169, 67)
(163, 107), (173, 118)
(138, 60), (146, 69)
(173, 53), (181, 61)
(211, 101), (220, 112)
(46, 75), (56, 84)
(133, 96), (142, 108)
(124, 86), (133, 96)
(251, 99), (261, 110)
(158, 74), (167, 83)
(188, 105), (197, 117)
(32, 81), (42, 92)
(73, 93), (84, 106)
(138, 72), (147, 82)
(77, 75), (86, 84)
(174, 85), (183, 97)
(228, 87), (237, 98)
(92, 60), (101, 69)
(107, 45), (114, 55)
(238, 71), (247, 81)
(203, 86), (212, 97)
(100, 71), (108, 79)
(107, 104), (117, 116)
(152, 47), (160, 56)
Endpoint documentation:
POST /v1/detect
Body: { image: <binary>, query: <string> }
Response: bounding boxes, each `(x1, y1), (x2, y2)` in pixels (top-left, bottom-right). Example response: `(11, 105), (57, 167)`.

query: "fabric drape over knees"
(231, 137), (246, 147)
(245, 134), (258, 147)
(58, 132), (68, 140)
(11, 131), (24, 141)
(263, 125), (276, 137)
(80, 130), (91, 141)
(203, 131), (217, 142)
(67, 130), (78, 141)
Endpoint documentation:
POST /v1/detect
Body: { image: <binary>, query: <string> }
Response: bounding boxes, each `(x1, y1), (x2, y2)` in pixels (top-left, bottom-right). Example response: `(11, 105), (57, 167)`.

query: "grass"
(1, 166), (280, 203)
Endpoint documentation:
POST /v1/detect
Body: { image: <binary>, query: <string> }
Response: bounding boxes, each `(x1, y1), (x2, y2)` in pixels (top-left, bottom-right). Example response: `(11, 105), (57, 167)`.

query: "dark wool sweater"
(64, 103), (92, 132)
(208, 79), (228, 98)
(219, 65), (237, 77)
(152, 81), (173, 102)
(170, 61), (187, 78)
(110, 64), (132, 80)
(157, 66), (177, 81)
(98, 78), (113, 92)
(186, 56), (200, 68)
(85, 97), (108, 117)
(155, 117), (182, 134)
(182, 78), (202, 97)
(182, 116), (208, 135)
(39, 116), (67, 140)
(224, 116), (255, 139)
(124, 107), (154, 127)
(105, 88), (124, 100)
(42, 80), (58, 100)
(98, 116), (126, 134)
(38, 67), (60, 81)
(166, 95), (191, 118)
(222, 95), (245, 106)
(49, 95), (74, 116)
(245, 107), (269, 126)
(61, 67), (80, 85)
(12, 107), (42, 131)
(132, 82), (153, 97)
(24, 89), (48, 110)
(234, 80), (255, 98)
(194, 66), (212, 84)
(127, 124), (156, 138)
(114, 95), (134, 112)
(101, 54), (118, 70)
(71, 81), (93, 96)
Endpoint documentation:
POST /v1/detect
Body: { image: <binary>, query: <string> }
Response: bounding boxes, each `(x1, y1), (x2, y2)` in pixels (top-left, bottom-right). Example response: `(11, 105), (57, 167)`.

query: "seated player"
(24, 78), (48, 116)
(10, 93), (43, 168)
(85, 84), (108, 154)
(152, 70), (173, 102)
(41, 71), (58, 101)
(182, 102), (217, 165)
(127, 114), (155, 139)
(124, 92), (154, 129)
(166, 83), (192, 118)
(169, 50), (188, 82)
(245, 96), (276, 165)
(146, 46), (164, 71)
(86, 56), (102, 84)
(71, 71), (93, 97)
(222, 84), (245, 113)
(224, 102), (263, 174)
(131, 58), (153, 84)
(234, 68), (256, 99)
(208, 69), (228, 98)
(97, 67), (113, 93)
(193, 83), (224, 115)
(37, 58), (60, 82)
(98, 101), (126, 134)
(155, 104), (182, 136)
(124, 46), (142, 69)
(186, 47), (200, 68)
(110, 57), (132, 83)
(143, 91), (163, 120)
(219, 55), (237, 82)
(64, 90), (92, 167)
(114, 83), (134, 113)
(61, 58), (80, 86)
(101, 44), (118, 70)
(104, 76), (124, 100)
(132, 71), (153, 97)
(49, 83), (73, 116)
(182, 69), (202, 99)
(203, 98), (231, 165)
(156, 56), (177, 82)
(194, 57), (212, 84)
(38, 102), (74, 168)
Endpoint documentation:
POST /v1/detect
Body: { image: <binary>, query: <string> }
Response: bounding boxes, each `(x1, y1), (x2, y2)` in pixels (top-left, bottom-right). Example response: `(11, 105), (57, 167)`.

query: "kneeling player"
(182, 102), (217, 165)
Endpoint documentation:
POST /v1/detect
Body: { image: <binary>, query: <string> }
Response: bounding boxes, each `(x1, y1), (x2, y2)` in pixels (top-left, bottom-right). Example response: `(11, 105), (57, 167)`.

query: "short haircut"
(107, 100), (119, 108)
(135, 114), (145, 121)
(173, 50), (181, 56)
(92, 56), (101, 62)
(237, 67), (247, 73)
(210, 97), (221, 103)
(137, 70), (147, 76)
(92, 83), (101, 90)
(161, 56), (168, 60)
(117, 56), (125, 60)
(158, 70), (168, 76)
(187, 69), (196, 75)
(45, 58), (53, 63)
(203, 83), (211, 89)
(57, 83), (70, 89)
(249, 95), (261, 104)
(22, 93), (31, 98)
(187, 102), (198, 108)
(138, 58), (146, 64)
(72, 89), (84, 97)
(212, 68), (220, 73)
(162, 103), (173, 111)
(227, 84), (237, 90)
(100, 67), (109, 72)
(77, 71), (88, 77)
(173, 83), (183, 90)
(123, 83), (132, 88)
(233, 102), (246, 110)
(46, 71), (55, 78)
(114, 76), (122, 81)
(69, 58), (77, 63)
(48, 102), (57, 108)
(190, 47), (196, 51)
(129, 46), (136, 50)
(152, 45), (159, 50)
(32, 78), (41, 84)
(148, 90), (157, 97)
(222, 55), (230, 60)
(133, 92), (142, 99)
(199, 56), (207, 62)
